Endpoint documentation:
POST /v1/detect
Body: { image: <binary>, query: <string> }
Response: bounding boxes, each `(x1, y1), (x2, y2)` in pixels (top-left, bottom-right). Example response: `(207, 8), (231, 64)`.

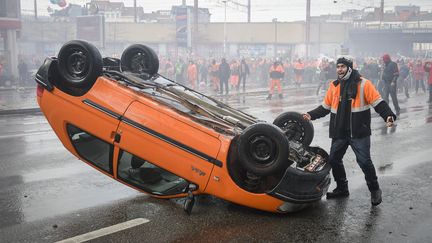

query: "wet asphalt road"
(0, 87), (431, 242)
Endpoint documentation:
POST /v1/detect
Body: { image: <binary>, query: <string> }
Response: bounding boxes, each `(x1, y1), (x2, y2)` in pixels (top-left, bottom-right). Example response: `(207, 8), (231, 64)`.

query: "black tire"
(57, 40), (102, 91)
(121, 44), (159, 76)
(237, 123), (290, 176)
(273, 111), (314, 146)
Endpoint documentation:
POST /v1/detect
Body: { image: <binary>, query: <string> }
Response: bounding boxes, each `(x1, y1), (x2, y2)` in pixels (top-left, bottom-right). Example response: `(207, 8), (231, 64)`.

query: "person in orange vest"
(209, 59), (220, 92)
(294, 58), (305, 88)
(266, 61), (284, 100)
(303, 56), (396, 206)
(187, 60), (198, 90)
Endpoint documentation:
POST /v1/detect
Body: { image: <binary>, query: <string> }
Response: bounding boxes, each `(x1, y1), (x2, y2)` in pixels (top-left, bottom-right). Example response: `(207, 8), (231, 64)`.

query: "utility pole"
(379, 0), (384, 27)
(273, 18), (278, 57)
(306, 0), (311, 58)
(134, 0), (137, 23)
(194, 0), (198, 55)
(247, 0), (251, 23)
(34, 0), (38, 20)
(223, 0), (227, 56)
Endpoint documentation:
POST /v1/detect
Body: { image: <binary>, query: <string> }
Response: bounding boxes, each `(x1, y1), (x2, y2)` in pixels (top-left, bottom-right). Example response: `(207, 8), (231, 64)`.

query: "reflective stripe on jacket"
(323, 77), (382, 114)
(309, 77), (395, 138)
(269, 65), (284, 80)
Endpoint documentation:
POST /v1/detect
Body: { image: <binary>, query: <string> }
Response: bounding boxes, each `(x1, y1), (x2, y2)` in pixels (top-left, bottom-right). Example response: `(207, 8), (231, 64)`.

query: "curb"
(0, 108), (41, 116)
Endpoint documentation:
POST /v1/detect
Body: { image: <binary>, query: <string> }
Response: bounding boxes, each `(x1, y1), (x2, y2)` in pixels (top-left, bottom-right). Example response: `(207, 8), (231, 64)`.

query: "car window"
(67, 124), (113, 174)
(147, 91), (193, 114)
(153, 77), (220, 107)
(117, 150), (189, 196)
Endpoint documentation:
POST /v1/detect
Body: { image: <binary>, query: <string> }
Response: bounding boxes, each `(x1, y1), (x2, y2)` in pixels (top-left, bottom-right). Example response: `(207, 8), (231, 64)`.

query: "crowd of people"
(360, 55), (432, 109)
(157, 54), (432, 104)
(158, 56), (321, 94)
(1, 53), (431, 105)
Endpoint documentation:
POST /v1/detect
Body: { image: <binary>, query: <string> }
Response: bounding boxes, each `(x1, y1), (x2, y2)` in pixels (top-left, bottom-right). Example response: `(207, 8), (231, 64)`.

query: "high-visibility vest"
(323, 77), (382, 114)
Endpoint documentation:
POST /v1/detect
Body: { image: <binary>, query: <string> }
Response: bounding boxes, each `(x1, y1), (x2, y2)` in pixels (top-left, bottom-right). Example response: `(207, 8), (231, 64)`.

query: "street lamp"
(223, 0), (227, 56)
(272, 18), (278, 57)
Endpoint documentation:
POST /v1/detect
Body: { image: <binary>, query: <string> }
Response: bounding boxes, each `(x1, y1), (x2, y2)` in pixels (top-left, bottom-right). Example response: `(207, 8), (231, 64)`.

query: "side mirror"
(183, 183), (198, 215)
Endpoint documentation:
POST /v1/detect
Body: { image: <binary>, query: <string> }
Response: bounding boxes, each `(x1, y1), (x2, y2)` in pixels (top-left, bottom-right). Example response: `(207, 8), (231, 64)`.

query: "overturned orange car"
(35, 40), (331, 214)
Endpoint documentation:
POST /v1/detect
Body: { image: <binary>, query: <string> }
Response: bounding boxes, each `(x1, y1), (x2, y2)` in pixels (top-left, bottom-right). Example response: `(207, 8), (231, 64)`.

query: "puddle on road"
(378, 163), (393, 172)
(22, 164), (89, 183)
(381, 149), (432, 175)
(0, 163), (142, 226)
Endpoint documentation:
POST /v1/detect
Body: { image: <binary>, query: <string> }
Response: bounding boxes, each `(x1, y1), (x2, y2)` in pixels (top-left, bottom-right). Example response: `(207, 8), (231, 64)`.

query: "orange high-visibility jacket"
(308, 76), (396, 138)
(269, 64), (284, 80)
(187, 64), (198, 81)
(294, 62), (305, 70)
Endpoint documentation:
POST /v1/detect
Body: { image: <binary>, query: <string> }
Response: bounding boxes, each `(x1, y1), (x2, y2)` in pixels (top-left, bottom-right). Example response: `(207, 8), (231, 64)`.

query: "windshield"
(153, 77), (220, 107)
(104, 71), (258, 135)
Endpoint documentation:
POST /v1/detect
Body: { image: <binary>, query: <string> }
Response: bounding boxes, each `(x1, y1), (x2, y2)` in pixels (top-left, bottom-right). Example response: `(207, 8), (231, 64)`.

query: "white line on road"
(56, 218), (150, 243)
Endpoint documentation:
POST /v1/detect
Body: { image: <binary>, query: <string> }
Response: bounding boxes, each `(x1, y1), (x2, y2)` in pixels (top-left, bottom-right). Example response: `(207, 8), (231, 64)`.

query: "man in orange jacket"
(187, 60), (198, 90)
(303, 56), (396, 206)
(266, 61), (284, 100)
(294, 59), (305, 88)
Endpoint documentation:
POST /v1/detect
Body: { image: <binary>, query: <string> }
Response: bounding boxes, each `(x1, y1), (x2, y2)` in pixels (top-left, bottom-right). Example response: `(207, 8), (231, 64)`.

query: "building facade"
(0, 0), (21, 79)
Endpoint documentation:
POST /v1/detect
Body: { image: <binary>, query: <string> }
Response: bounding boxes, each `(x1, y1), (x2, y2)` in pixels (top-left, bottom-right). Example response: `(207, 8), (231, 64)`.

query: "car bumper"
(267, 163), (331, 205)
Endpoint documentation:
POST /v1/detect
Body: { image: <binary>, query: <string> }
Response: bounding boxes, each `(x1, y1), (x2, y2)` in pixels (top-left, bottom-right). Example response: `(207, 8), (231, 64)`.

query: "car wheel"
(273, 111), (314, 146)
(57, 40), (102, 92)
(237, 123), (290, 176)
(121, 44), (159, 76)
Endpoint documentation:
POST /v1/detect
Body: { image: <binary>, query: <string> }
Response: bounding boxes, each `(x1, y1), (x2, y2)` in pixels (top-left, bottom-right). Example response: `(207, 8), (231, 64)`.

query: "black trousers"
(382, 82), (400, 114)
(329, 136), (379, 192)
(429, 84), (432, 102)
(239, 75), (247, 92)
(219, 78), (229, 95)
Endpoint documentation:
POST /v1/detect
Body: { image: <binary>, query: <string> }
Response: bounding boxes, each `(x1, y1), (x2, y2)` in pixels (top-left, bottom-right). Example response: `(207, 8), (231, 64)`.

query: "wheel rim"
(248, 135), (276, 164)
(281, 119), (305, 142)
(130, 51), (150, 73)
(65, 49), (89, 80)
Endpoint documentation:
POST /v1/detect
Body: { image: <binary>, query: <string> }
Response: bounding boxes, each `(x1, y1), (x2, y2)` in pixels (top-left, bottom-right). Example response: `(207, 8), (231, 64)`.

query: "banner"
(174, 6), (188, 47)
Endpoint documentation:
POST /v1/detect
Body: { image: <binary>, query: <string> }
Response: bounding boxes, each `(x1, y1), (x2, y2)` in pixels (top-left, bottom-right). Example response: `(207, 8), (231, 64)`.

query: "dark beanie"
(336, 56), (353, 69)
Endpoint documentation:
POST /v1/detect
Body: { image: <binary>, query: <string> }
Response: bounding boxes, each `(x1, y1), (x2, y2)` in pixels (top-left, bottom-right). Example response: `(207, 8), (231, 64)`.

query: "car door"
(115, 100), (221, 195)
(40, 77), (134, 177)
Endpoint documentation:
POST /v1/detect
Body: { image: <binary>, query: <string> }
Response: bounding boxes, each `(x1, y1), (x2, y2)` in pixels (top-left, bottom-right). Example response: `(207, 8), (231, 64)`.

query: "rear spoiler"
(34, 57), (56, 91)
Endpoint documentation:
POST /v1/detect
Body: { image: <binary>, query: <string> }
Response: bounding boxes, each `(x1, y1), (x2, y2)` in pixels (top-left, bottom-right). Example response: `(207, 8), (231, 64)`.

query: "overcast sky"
(21, 0), (432, 22)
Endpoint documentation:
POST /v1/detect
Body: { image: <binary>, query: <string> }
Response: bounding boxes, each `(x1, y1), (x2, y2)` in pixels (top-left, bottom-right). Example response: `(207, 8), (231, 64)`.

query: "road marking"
(56, 218), (150, 243)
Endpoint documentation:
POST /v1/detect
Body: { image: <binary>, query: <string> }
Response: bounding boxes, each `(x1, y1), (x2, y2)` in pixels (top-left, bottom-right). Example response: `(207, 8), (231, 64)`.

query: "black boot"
(266, 94), (272, 100)
(327, 180), (349, 199)
(278, 93), (283, 99)
(371, 188), (382, 206)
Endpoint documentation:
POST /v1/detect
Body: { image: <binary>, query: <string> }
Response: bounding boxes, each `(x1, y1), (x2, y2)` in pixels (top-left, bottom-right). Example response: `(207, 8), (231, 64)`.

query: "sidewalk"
(0, 83), (317, 115)
(0, 86), (40, 115)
